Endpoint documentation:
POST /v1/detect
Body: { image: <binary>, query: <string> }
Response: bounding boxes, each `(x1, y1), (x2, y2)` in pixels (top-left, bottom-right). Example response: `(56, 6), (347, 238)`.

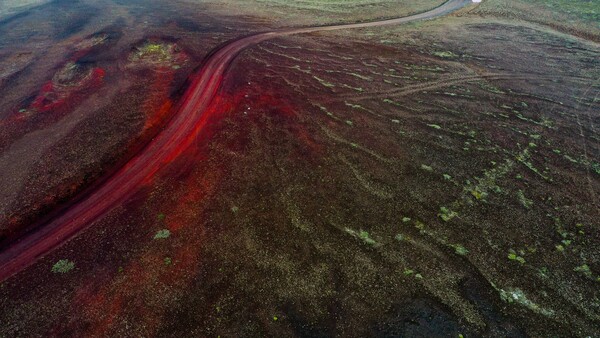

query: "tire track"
(0, 0), (473, 282)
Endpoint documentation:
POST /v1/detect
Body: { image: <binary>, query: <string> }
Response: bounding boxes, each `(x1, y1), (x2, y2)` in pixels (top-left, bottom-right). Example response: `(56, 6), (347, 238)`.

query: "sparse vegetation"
(51, 259), (75, 273)
(517, 190), (533, 209)
(439, 206), (458, 222)
(508, 250), (526, 264)
(154, 229), (171, 239)
(420, 164), (433, 172)
(344, 227), (378, 246)
(574, 264), (592, 278)
(498, 288), (554, 317)
(1, 0), (599, 336)
(451, 244), (469, 256)
(432, 51), (458, 59)
(128, 41), (188, 68)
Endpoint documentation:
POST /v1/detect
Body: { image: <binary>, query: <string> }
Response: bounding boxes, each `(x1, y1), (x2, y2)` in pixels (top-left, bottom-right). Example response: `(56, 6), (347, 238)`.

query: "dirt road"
(0, 0), (472, 282)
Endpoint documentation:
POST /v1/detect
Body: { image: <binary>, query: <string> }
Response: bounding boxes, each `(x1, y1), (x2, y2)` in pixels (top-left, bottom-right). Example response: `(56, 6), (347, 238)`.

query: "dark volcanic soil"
(0, 0), (258, 247)
(0, 0), (599, 337)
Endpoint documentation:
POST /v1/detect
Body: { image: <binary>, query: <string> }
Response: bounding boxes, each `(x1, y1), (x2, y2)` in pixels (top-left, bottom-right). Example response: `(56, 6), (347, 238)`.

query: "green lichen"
(563, 154), (578, 163)
(358, 230), (376, 246)
(464, 158), (514, 202)
(517, 190), (533, 209)
(591, 162), (600, 175)
(130, 42), (185, 67)
(499, 288), (554, 317)
(414, 221), (425, 231)
(403, 269), (422, 279)
(348, 72), (372, 81)
(313, 76), (335, 88)
(470, 188), (486, 200)
(345, 102), (363, 109)
(344, 228), (378, 246)
(439, 206), (458, 222)
(508, 250), (526, 264)
(515, 148), (551, 181)
(420, 164), (433, 172)
(154, 229), (171, 240)
(451, 244), (469, 256)
(317, 104), (335, 117)
(52, 259), (75, 273)
(432, 51), (458, 59)
(480, 83), (505, 94)
(574, 264), (592, 278)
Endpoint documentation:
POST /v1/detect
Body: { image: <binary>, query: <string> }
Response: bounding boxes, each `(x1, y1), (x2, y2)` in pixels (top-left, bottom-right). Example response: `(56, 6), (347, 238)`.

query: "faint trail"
(571, 80), (600, 211)
(318, 122), (394, 164)
(339, 154), (394, 199)
(0, 0), (472, 282)
(327, 73), (594, 102)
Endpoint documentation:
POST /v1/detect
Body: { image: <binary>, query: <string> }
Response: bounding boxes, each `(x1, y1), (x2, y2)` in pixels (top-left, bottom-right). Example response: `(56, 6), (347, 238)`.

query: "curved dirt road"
(0, 0), (472, 282)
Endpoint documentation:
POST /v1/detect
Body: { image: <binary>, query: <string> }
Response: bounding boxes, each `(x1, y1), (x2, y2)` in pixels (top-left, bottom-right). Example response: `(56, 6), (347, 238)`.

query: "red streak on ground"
(0, 65), (105, 137)
(0, 0), (470, 282)
(142, 69), (175, 131)
(30, 67), (105, 113)
(144, 96), (173, 131)
(57, 156), (224, 336)
(243, 87), (324, 158)
(0, 65), (106, 236)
